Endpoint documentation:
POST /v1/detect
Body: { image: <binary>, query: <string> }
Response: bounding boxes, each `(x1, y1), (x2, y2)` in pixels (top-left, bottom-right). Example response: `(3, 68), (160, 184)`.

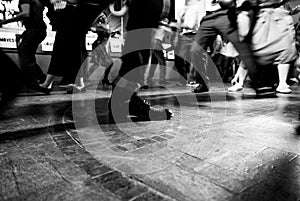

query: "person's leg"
(61, 2), (110, 85)
(18, 29), (46, 86)
(146, 51), (157, 85)
(224, 27), (264, 91)
(45, 6), (79, 87)
(228, 61), (248, 92)
(190, 17), (217, 93)
(276, 63), (292, 93)
(152, 44), (167, 85)
(110, 0), (173, 121)
(157, 49), (167, 85)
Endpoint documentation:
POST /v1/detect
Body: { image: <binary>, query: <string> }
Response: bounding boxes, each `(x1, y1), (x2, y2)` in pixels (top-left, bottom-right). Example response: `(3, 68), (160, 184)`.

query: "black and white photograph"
(0, 0), (300, 200)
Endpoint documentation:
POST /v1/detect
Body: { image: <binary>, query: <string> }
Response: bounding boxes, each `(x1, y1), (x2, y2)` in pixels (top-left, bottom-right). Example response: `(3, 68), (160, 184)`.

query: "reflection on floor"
(0, 83), (299, 201)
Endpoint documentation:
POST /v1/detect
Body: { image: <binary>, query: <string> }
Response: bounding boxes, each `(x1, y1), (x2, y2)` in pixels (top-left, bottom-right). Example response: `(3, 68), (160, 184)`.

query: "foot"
(191, 84), (209, 93)
(59, 84), (75, 89)
(228, 83), (243, 92)
(186, 81), (199, 87)
(255, 86), (276, 97)
(32, 83), (51, 95)
(66, 85), (86, 94)
(129, 94), (173, 121)
(276, 85), (292, 94)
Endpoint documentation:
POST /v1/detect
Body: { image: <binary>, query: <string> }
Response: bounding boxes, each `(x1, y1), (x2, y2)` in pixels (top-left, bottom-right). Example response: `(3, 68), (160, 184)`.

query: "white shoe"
(276, 85), (292, 94)
(228, 84), (243, 92)
(186, 81), (199, 87)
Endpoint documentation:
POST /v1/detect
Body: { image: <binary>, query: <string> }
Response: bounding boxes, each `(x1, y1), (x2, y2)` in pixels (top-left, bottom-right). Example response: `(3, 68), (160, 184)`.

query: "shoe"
(129, 94), (173, 121)
(228, 83), (243, 92)
(59, 84), (75, 89)
(191, 84), (209, 93)
(140, 85), (149, 90)
(186, 81), (199, 87)
(66, 86), (86, 94)
(34, 84), (51, 95)
(276, 85), (292, 94)
(255, 86), (276, 97)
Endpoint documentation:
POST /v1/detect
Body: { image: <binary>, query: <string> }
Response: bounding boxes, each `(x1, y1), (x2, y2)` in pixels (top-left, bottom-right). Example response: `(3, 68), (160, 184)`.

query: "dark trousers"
(18, 28), (46, 85)
(0, 50), (22, 97)
(191, 10), (260, 88)
(48, 2), (111, 85)
(118, 29), (153, 84)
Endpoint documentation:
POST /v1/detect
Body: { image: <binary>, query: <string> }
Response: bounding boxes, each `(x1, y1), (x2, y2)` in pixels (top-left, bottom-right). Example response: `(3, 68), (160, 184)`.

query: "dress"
(47, 0), (113, 84)
(252, 7), (297, 65)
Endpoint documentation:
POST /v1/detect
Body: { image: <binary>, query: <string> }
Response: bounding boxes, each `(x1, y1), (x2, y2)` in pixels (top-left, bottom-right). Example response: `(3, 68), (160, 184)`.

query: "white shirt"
(177, 3), (205, 31)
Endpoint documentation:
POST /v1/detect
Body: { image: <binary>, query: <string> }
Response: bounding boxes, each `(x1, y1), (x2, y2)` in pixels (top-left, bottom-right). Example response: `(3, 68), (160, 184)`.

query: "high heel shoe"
(66, 86), (86, 94)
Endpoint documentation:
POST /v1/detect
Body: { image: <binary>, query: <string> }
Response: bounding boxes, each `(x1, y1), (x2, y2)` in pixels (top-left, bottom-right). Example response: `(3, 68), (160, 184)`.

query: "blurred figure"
(109, 0), (173, 121)
(145, 17), (171, 87)
(0, 0), (52, 94)
(39, 0), (113, 93)
(173, 0), (204, 86)
(190, 0), (273, 96)
(0, 50), (22, 106)
(229, 0), (298, 94)
(90, 12), (113, 86)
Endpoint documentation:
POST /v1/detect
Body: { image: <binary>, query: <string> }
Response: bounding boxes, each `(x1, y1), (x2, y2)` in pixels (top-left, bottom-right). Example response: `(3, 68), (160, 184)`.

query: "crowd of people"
(0, 0), (300, 121)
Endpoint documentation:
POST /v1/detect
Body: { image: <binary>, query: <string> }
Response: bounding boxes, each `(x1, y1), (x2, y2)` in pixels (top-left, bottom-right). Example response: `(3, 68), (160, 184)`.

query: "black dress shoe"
(191, 84), (209, 93)
(129, 94), (173, 121)
(255, 86), (276, 97)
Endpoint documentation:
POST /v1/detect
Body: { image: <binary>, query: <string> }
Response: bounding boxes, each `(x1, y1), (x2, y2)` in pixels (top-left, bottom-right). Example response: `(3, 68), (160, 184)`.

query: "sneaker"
(276, 85), (292, 94)
(228, 83), (243, 92)
(129, 94), (173, 121)
(186, 81), (199, 87)
(191, 84), (209, 93)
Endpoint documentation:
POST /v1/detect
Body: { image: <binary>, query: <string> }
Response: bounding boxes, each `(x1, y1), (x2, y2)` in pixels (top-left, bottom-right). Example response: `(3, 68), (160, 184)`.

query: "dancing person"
(109, 0), (173, 121)
(144, 18), (171, 87)
(0, 0), (52, 94)
(229, 0), (298, 94)
(190, 0), (274, 96)
(39, 0), (114, 93)
(173, 0), (204, 86)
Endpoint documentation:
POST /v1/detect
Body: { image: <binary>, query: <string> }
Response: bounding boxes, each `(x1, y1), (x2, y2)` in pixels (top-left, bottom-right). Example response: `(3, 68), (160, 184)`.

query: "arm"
(0, 3), (30, 26)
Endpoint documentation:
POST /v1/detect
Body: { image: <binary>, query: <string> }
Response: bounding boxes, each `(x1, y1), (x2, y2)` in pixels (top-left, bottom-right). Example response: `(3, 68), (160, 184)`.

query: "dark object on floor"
(129, 94), (173, 121)
(0, 51), (23, 99)
(191, 84), (209, 93)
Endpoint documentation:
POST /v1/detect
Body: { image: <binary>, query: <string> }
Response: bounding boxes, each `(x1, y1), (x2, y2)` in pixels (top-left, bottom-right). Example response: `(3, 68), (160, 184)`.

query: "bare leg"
(276, 63), (291, 94)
